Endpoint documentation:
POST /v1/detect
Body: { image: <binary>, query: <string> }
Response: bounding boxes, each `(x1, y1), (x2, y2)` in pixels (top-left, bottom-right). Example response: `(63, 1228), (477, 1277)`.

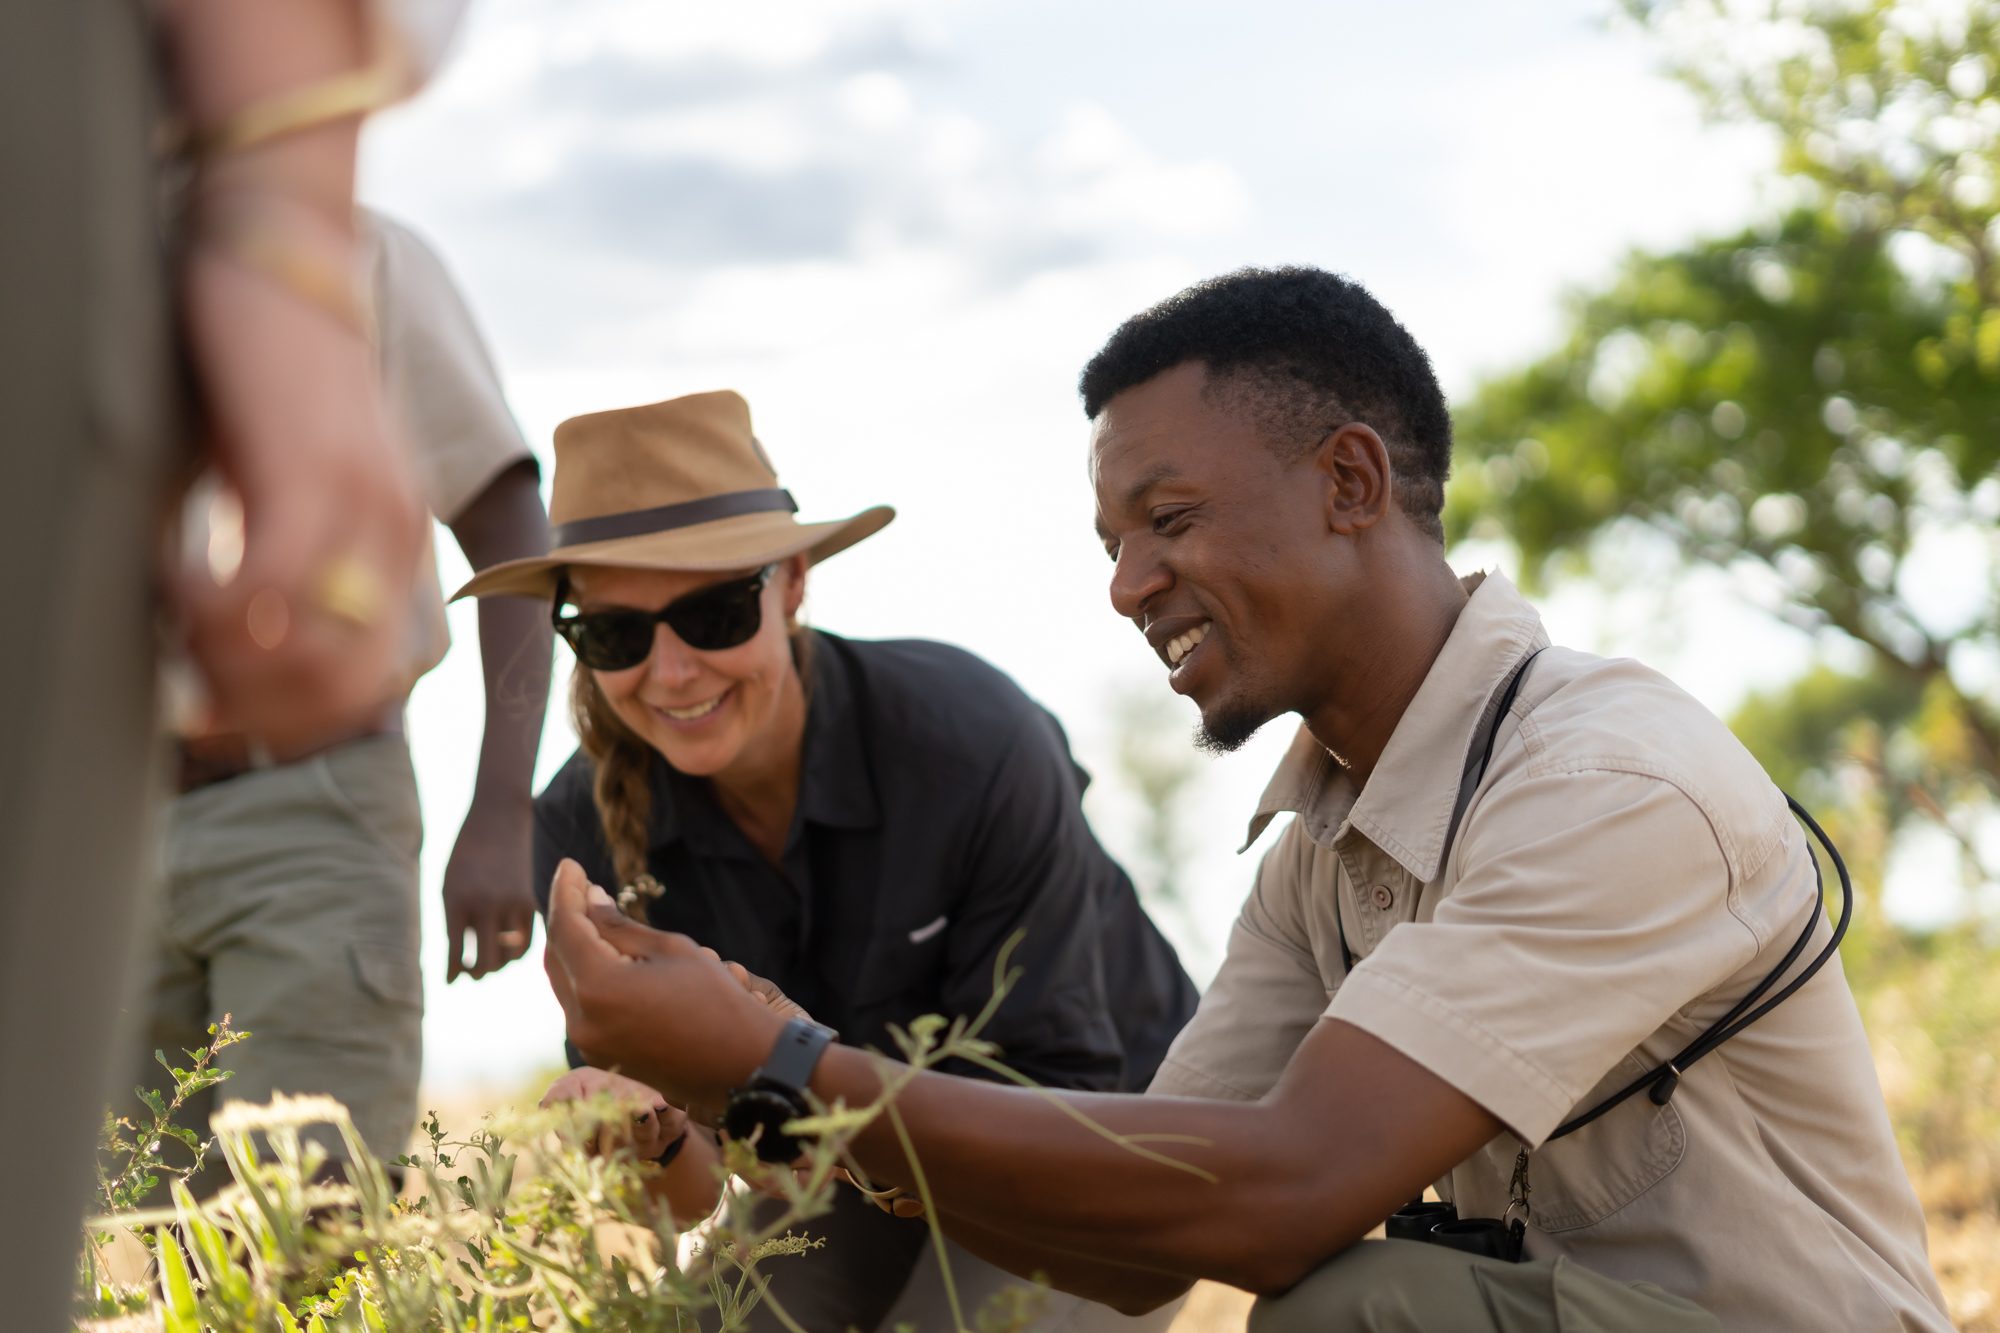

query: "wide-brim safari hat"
(452, 389), (894, 601)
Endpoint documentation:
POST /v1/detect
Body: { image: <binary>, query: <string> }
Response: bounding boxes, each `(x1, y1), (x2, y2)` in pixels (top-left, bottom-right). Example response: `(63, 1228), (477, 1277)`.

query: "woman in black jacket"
(456, 388), (1196, 1332)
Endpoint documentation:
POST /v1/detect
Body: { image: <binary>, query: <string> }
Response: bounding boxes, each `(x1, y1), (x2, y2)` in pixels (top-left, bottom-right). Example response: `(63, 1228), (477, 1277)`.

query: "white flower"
(210, 1093), (354, 1134)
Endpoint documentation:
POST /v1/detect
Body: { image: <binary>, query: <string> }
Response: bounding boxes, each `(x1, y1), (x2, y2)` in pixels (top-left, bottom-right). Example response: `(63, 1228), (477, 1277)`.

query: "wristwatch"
(722, 1017), (835, 1164)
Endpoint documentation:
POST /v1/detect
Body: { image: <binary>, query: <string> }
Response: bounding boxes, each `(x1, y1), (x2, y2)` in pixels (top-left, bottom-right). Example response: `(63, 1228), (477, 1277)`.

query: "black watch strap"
(755, 1017), (835, 1094)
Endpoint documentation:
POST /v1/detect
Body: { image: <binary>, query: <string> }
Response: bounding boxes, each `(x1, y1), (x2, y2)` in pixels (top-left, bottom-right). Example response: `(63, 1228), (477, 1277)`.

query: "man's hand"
(542, 859), (786, 1118)
(539, 1067), (686, 1161)
(442, 800), (537, 981)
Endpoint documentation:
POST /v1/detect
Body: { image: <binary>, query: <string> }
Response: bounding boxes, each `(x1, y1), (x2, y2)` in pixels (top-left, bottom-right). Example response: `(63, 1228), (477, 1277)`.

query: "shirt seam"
(1515, 719), (1770, 952)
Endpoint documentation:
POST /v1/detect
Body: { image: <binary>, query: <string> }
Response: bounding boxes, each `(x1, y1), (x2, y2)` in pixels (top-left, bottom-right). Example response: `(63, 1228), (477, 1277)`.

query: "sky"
(359, 0), (1804, 1092)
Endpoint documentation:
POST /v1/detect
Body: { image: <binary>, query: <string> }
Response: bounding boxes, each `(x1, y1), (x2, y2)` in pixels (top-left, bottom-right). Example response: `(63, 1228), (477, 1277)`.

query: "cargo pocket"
(342, 940), (424, 1158)
(1500, 1051), (1686, 1233)
(852, 914), (952, 1007)
(349, 940), (423, 1017)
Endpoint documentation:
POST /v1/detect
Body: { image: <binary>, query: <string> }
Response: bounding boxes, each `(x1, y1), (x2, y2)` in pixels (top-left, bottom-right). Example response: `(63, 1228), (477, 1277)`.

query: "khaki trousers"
(130, 735), (426, 1191)
(0, 1), (180, 1328)
(1249, 1240), (1721, 1333)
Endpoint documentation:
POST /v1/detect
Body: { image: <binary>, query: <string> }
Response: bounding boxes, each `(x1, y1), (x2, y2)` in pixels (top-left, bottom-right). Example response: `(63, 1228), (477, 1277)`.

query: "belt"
(175, 707), (404, 795)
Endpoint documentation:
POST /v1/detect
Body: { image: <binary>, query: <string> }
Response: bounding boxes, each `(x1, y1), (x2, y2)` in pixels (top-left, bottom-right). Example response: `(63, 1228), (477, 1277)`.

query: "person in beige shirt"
(531, 265), (1950, 1332)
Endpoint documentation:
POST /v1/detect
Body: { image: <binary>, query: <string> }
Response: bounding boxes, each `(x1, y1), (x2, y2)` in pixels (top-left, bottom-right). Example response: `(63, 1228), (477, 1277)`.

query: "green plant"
(75, 939), (1190, 1332)
(78, 1017), (250, 1322)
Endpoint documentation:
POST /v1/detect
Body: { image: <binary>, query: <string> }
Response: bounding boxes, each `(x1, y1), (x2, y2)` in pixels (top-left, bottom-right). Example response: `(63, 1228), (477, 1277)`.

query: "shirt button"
(1370, 884), (1394, 910)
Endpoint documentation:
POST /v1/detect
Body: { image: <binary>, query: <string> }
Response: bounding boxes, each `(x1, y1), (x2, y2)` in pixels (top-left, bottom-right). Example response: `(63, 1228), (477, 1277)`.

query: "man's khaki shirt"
(1151, 572), (1949, 1331)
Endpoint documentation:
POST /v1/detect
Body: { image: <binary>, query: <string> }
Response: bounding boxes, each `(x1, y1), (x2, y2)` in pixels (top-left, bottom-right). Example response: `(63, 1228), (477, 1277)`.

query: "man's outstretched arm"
(544, 862), (1501, 1313)
(817, 1017), (1500, 1311)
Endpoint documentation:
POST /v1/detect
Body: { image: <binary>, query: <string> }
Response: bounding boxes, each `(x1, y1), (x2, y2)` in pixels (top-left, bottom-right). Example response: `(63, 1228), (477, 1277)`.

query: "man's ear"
(1315, 424), (1393, 535)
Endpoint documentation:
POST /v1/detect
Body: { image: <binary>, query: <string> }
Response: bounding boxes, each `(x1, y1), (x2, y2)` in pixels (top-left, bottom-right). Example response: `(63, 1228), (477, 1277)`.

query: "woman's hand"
(542, 861), (788, 1120)
(539, 1066), (686, 1161)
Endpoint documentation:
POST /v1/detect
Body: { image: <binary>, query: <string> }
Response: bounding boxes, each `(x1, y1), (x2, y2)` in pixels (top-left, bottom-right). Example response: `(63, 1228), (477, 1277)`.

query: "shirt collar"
(1241, 570), (1548, 882)
(648, 631), (880, 854)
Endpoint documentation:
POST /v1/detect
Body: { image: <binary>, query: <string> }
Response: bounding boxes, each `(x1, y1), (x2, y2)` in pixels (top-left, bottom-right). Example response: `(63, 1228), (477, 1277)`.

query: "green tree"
(1449, 0), (2000, 893)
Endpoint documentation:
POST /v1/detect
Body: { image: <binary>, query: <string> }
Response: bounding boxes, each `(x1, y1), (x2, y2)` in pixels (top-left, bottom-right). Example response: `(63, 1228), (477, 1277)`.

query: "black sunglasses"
(552, 565), (777, 670)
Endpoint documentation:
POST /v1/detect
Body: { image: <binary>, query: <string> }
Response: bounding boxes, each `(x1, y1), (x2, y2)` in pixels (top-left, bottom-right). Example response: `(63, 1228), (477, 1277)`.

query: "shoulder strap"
(1439, 646), (1548, 877)
(1335, 647), (1546, 976)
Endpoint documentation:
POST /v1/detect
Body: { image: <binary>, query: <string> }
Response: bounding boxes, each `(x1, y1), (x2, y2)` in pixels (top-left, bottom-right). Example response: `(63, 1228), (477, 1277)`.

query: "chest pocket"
(1475, 1050), (1688, 1233)
(850, 911), (953, 1008)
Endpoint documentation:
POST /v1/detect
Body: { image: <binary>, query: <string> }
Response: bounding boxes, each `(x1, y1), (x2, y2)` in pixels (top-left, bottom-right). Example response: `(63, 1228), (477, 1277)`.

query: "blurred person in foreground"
(456, 389), (1198, 1331)
(133, 207), (551, 1193)
(0, 1), (457, 1326)
(538, 269), (1952, 1332)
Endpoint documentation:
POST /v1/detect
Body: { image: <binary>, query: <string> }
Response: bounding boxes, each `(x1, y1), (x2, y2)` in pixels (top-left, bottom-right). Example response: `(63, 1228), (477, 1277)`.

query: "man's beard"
(1195, 700), (1271, 754)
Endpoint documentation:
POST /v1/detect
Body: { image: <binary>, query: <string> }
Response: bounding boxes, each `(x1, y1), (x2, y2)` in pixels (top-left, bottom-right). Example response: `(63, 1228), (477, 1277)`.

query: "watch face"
(724, 1085), (807, 1164)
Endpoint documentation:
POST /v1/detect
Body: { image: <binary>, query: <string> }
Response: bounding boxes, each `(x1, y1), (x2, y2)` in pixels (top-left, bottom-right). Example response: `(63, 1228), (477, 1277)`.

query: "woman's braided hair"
(569, 666), (655, 891)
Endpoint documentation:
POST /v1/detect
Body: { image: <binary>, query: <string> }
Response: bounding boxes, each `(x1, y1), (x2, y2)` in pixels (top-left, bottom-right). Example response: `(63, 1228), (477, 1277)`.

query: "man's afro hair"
(1078, 266), (1452, 542)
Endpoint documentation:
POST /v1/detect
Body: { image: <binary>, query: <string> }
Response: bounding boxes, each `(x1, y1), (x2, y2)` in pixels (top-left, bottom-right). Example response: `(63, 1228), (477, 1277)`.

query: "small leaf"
(155, 1228), (201, 1333)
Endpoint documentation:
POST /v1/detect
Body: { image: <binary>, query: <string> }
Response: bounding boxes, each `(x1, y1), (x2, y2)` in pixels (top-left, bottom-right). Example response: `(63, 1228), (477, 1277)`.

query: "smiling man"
(541, 267), (1950, 1332)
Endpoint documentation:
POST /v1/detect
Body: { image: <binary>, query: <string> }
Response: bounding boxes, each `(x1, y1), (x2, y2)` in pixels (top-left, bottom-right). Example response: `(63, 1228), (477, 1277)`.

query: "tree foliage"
(1449, 0), (2000, 882)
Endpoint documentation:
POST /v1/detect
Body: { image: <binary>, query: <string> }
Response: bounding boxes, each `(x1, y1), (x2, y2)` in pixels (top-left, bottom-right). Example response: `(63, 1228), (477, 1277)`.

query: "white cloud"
(363, 0), (1795, 1091)
(365, 1), (1254, 372)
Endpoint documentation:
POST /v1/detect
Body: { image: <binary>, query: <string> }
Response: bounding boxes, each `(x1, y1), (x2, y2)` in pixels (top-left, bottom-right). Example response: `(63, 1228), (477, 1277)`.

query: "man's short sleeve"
(1149, 820), (1330, 1101)
(364, 211), (534, 523)
(1330, 767), (1762, 1145)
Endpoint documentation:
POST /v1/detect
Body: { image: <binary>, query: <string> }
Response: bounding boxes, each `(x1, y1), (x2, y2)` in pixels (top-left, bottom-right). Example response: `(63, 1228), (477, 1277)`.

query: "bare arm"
(442, 460), (553, 979)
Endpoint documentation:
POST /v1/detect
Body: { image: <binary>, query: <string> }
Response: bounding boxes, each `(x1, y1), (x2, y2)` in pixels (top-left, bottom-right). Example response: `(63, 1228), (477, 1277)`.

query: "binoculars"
(1384, 1199), (1526, 1263)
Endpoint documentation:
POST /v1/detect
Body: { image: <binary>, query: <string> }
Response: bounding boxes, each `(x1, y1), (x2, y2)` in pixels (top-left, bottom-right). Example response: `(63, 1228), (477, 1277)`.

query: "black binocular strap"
(1333, 646), (1546, 978)
(1330, 647), (1855, 1141)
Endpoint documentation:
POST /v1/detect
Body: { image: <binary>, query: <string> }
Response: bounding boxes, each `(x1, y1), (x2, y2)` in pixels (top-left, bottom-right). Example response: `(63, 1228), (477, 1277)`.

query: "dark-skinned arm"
(812, 1019), (1499, 1311)
(442, 458), (553, 979)
(542, 861), (1502, 1315)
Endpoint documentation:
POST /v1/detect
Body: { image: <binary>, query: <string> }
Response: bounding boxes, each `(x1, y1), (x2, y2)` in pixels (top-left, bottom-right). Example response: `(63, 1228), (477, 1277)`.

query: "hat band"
(553, 487), (798, 549)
